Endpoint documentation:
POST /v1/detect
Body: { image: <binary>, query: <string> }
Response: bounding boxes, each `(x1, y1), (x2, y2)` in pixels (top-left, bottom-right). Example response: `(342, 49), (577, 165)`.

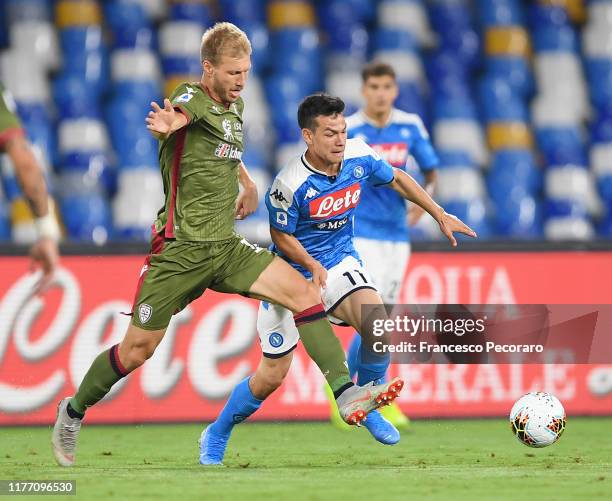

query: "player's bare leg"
(199, 353), (293, 465)
(52, 325), (166, 466)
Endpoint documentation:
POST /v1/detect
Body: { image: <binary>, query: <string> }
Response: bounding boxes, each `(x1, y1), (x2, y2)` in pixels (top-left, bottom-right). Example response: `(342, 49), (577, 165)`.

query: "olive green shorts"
(130, 233), (275, 330)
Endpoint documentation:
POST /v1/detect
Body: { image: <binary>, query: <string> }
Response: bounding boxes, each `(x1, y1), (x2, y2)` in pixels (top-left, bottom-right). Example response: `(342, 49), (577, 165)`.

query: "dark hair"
(361, 61), (396, 83)
(297, 93), (345, 131)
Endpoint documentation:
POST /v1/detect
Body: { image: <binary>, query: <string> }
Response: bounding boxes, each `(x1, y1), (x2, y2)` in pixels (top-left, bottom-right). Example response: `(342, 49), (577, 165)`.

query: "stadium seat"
(158, 21), (204, 57)
(478, 0), (524, 26)
(104, 2), (155, 49)
(169, 2), (212, 26)
(434, 120), (488, 167)
(9, 20), (60, 71)
(55, 0), (102, 28)
(113, 167), (164, 240)
(5, 0), (51, 23)
(268, 1), (316, 30)
(487, 122), (534, 150)
(377, 0), (434, 47)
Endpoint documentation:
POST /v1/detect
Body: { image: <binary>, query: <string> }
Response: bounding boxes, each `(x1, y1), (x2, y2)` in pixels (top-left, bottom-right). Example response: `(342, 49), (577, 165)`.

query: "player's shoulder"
(345, 110), (366, 131)
(344, 137), (380, 161)
(169, 81), (201, 105)
(272, 154), (311, 196)
(390, 108), (429, 136)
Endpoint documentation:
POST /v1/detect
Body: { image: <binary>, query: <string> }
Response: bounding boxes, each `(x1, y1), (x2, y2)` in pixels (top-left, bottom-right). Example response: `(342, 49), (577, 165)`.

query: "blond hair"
(200, 22), (252, 65)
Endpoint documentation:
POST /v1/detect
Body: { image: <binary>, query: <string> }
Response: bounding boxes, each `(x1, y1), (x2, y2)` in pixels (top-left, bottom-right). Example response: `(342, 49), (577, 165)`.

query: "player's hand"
(408, 204), (425, 226)
(437, 210), (477, 246)
(235, 182), (258, 220)
(146, 99), (181, 138)
(30, 237), (59, 295)
(307, 261), (328, 289)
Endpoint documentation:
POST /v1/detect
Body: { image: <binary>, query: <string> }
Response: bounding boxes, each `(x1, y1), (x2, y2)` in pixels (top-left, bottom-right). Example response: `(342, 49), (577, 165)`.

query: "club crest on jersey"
(222, 119), (234, 141)
(138, 304), (152, 324)
(309, 183), (361, 219)
(353, 166), (364, 179)
(269, 332), (284, 348)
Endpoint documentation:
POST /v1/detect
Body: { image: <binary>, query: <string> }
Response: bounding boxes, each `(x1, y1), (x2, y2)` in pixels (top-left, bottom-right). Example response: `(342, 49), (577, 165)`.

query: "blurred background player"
(200, 93), (474, 464)
(0, 83), (60, 294)
(327, 62), (439, 430)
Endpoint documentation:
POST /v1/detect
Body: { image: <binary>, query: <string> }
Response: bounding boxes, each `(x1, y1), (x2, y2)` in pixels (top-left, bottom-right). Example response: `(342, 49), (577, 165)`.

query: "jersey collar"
(301, 152), (344, 179)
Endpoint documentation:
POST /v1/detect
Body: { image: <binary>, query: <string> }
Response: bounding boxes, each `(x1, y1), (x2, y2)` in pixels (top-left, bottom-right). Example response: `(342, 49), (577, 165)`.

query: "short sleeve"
(169, 82), (200, 124)
(409, 116), (439, 171)
(0, 87), (24, 151)
(266, 176), (300, 234)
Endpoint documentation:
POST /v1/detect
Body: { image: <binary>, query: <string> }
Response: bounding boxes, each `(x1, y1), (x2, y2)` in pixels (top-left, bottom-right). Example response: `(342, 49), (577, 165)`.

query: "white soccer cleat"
(336, 377), (404, 426)
(51, 398), (82, 467)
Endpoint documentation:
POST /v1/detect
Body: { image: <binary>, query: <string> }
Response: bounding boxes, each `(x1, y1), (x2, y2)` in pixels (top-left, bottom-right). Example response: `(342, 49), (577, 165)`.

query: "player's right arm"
(146, 98), (188, 140)
(269, 227), (327, 288)
(265, 172), (327, 288)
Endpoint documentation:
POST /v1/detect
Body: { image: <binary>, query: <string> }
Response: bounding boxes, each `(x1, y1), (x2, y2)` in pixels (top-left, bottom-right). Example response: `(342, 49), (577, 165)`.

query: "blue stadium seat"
(532, 25), (578, 53)
(170, 2), (212, 26)
(371, 28), (417, 52)
(161, 56), (202, 77)
(494, 193), (542, 239)
(443, 200), (492, 240)
(485, 57), (533, 97)
(60, 193), (113, 243)
(219, 0), (266, 25)
(478, 0), (524, 26)
(104, 2), (155, 49)
(53, 74), (101, 119)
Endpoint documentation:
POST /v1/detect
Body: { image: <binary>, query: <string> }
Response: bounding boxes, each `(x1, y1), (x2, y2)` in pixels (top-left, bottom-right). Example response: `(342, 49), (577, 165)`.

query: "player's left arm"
(408, 169), (437, 226)
(388, 169), (476, 246)
(235, 162), (258, 220)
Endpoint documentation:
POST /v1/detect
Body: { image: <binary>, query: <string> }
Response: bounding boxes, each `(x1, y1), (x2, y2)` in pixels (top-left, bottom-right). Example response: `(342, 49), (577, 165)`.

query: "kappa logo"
(222, 119), (234, 141)
(211, 105), (223, 114)
(138, 303), (153, 324)
(270, 189), (289, 203)
(305, 187), (319, 200)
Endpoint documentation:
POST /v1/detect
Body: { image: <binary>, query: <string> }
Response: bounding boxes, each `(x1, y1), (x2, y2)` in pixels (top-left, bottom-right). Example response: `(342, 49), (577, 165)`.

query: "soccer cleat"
(198, 426), (228, 465)
(324, 383), (352, 431)
(379, 401), (411, 430)
(336, 377), (404, 426)
(364, 410), (400, 445)
(51, 398), (82, 467)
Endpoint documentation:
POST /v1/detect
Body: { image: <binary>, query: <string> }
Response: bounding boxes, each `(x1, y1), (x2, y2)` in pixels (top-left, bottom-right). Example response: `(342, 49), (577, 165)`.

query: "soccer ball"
(509, 392), (566, 447)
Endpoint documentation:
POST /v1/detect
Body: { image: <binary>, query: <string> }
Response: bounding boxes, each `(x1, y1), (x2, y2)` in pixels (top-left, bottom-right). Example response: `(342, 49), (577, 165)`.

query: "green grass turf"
(1, 418), (610, 501)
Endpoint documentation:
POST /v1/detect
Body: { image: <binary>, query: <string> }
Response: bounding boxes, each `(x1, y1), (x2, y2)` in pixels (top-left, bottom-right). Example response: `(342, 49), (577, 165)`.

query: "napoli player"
(336, 62), (439, 429)
(199, 94), (474, 464)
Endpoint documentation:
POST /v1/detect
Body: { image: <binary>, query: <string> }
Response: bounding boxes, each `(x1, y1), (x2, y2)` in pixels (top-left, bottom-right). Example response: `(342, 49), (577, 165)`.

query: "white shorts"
(258, 255), (377, 357)
(353, 237), (411, 304)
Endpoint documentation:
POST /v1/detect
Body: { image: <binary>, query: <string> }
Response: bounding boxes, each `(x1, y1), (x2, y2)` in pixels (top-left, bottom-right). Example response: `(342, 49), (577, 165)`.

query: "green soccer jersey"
(154, 82), (245, 242)
(0, 84), (24, 152)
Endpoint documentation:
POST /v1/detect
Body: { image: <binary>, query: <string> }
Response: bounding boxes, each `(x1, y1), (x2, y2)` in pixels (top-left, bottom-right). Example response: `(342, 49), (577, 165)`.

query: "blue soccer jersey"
(266, 138), (395, 278)
(345, 108), (439, 242)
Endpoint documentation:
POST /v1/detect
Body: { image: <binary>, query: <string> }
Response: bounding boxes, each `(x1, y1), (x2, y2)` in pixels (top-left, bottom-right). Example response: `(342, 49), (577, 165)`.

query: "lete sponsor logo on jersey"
(309, 183), (361, 219)
(371, 142), (409, 167)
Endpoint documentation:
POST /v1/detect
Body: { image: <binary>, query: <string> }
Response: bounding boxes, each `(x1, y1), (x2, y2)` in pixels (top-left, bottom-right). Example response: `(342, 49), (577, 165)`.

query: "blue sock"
(210, 377), (263, 436)
(356, 344), (390, 386)
(347, 333), (361, 380)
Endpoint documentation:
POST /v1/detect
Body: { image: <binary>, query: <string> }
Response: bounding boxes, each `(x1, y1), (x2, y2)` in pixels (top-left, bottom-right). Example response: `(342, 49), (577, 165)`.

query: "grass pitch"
(1, 418), (611, 500)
